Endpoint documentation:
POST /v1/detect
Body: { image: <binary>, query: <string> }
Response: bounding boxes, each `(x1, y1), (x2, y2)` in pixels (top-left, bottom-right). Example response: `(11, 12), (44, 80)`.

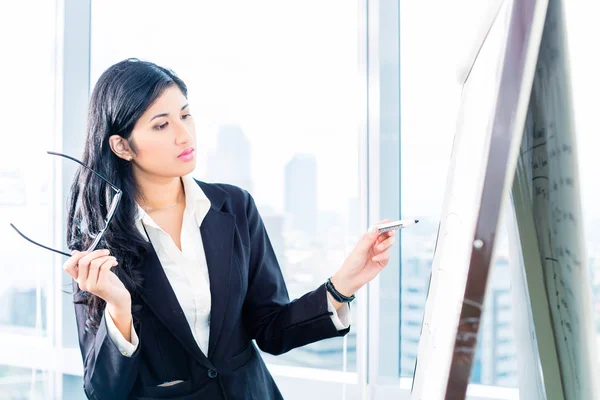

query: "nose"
(174, 120), (193, 145)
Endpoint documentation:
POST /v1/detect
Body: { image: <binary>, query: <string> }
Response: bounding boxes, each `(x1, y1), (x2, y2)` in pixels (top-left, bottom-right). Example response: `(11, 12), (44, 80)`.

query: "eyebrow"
(150, 104), (190, 122)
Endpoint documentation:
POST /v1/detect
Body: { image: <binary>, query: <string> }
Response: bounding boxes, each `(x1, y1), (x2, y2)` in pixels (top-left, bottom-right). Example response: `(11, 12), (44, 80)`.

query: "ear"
(109, 135), (134, 161)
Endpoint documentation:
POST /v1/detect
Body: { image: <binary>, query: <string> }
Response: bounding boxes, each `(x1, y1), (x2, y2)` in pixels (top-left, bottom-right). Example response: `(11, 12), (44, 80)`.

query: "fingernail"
(104, 249), (110, 255)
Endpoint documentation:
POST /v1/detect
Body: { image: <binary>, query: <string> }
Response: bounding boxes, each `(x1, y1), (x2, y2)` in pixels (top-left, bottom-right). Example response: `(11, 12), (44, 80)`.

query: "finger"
(95, 257), (119, 295)
(78, 249), (110, 288)
(89, 256), (115, 288)
(372, 252), (391, 263)
(78, 249), (111, 268)
(376, 230), (395, 244)
(355, 228), (378, 252)
(63, 250), (88, 280)
(358, 219), (395, 252)
(375, 235), (396, 252)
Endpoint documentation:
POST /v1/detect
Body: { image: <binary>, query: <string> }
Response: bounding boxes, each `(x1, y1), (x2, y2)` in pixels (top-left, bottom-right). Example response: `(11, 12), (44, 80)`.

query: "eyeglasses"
(10, 151), (122, 257)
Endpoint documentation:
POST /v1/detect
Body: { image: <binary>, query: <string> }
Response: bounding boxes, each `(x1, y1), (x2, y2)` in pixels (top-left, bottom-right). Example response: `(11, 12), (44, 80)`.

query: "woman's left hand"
(330, 220), (396, 301)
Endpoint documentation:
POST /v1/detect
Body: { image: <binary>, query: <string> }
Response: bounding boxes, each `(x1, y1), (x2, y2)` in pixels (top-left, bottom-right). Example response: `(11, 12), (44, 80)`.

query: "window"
(90, 0), (359, 373)
(0, 0), (57, 338)
(0, 365), (51, 399)
(398, 0), (519, 389)
(564, 2), (600, 338)
(397, 0), (460, 381)
(5, 1), (595, 398)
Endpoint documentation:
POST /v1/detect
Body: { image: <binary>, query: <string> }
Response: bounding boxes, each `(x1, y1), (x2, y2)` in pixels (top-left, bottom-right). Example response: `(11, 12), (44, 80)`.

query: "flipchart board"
(509, 0), (600, 398)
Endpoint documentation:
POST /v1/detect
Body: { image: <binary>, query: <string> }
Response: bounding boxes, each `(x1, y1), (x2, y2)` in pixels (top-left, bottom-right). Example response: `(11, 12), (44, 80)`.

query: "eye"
(181, 113), (192, 120)
(155, 121), (168, 130)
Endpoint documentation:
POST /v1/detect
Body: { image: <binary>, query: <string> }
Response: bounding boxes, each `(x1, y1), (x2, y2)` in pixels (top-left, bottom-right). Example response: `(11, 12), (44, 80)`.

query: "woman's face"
(119, 85), (197, 179)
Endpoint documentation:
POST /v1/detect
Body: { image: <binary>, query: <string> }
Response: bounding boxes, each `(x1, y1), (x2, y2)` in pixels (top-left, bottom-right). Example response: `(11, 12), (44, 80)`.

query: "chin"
(146, 159), (197, 179)
(178, 160), (197, 176)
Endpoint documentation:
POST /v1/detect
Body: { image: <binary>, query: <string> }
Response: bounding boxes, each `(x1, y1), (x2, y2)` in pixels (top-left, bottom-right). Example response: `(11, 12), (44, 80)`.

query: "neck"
(134, 169), (184, 211)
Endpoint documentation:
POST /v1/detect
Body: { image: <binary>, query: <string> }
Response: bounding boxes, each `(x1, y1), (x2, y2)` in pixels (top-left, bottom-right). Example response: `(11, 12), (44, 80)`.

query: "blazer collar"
(195, 180), (229, 212)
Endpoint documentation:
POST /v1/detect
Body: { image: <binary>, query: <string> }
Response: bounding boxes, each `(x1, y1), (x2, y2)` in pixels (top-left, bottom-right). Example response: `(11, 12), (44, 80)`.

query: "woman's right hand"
(63, 249), (132, 314)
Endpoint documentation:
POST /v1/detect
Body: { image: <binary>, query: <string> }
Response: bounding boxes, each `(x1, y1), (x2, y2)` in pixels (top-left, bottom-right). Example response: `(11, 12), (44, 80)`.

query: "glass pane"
(0, 365), (51, 399)
(564, 3), (600, 333)
(472, 222), (518, 387)
(399, 0), (459, 379)
(62, 374), (85, 400)
(399, 1), (518, 386)
(91, 0), (359, 371)
(0, 1), (56, 335)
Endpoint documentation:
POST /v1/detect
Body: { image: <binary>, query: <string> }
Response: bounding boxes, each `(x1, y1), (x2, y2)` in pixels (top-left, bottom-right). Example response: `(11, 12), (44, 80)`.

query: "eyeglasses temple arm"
(47, 151), (121, 193)
(9, 223), (72, 257)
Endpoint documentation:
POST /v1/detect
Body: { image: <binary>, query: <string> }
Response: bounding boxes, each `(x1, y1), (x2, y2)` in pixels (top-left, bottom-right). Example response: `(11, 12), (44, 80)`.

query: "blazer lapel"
(137, 181), (234, 365)
(201, 207), (235, 358)
(138, 245), (215, 370)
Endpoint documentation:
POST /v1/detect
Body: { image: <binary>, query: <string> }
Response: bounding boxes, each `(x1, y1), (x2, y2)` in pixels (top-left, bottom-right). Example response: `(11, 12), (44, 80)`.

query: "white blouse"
(105, 174), (350, 357)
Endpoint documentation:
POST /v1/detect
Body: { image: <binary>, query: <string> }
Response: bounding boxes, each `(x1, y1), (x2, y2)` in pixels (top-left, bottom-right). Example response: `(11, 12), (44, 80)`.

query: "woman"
(63, 59), (395, 400)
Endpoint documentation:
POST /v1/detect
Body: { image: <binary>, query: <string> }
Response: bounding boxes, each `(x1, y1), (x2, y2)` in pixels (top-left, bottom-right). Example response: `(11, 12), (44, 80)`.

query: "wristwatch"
(325, 277), (355, 303)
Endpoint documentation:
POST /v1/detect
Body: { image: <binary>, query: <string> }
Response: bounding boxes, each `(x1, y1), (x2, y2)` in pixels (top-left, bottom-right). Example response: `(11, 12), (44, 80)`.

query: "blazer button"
(207, 370), (218, 379)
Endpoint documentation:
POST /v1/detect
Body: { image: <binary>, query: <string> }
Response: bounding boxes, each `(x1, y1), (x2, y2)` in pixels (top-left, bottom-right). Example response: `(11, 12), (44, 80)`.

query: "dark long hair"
(67, 58), (188, 333)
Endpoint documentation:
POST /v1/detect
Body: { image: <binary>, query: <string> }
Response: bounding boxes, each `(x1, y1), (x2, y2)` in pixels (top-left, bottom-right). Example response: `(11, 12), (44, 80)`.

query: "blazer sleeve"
(241, 192), (350, 356)
(74, 290), (141, 400)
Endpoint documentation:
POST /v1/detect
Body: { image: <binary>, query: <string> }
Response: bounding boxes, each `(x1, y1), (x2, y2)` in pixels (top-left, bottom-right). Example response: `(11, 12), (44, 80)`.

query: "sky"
(2, 0), (596, 221)
(89, 0), (359, 215)
(1, 0), (600, 281)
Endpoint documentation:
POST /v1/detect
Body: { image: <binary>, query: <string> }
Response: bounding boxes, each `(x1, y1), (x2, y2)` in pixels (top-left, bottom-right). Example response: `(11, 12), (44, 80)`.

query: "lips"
(178, 147), (194, 158)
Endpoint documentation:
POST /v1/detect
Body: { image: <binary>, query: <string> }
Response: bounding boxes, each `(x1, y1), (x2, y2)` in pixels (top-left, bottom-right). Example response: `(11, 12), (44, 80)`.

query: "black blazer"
(74, 181), (350, 400)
